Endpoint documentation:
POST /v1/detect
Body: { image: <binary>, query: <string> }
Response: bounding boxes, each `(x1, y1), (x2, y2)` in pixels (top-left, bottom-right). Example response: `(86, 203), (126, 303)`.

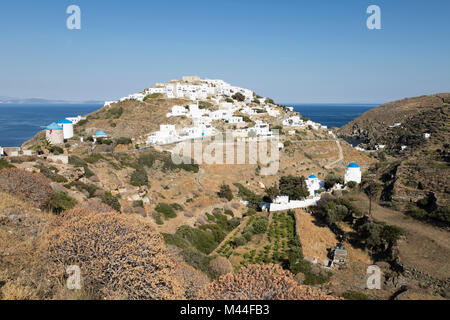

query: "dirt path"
(352, 194), (450, 280)
(325, 140), (343, 169)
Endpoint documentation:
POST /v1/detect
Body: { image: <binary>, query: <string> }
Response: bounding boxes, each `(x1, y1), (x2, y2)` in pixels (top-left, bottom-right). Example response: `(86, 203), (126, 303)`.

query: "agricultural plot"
(216, 212), (298, 268)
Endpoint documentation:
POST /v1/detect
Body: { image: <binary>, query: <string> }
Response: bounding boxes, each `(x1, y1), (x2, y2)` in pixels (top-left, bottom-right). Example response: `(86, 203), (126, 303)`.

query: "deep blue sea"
(289, 104), (378, 128)
(0, 104), (101, 147)
(0, 103), (377, 148)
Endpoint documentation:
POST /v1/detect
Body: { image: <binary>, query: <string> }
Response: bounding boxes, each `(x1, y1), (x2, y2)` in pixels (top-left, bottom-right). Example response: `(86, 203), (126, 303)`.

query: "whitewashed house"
(146, 125), (177, 145)
(66, 116), (85, 125)
(306, 174), (324, 196)
(344, 162), (362, 185)
(57, 119), (74, 140)
(228, 116), (243, 124)
(0, 146), (4, 157)
(283, 116), (304, 127)
(423, 133), (431, 139)
(167, 105), (188, 118)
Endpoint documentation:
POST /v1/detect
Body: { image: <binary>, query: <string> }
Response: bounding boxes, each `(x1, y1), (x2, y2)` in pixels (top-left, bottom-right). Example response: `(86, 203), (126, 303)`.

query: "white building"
(0, 146), (4, 157)
(167, 105), (188, 118)
(344, 162), (362, 185)
(57, 119), (74, 140)
(227, 116), (243, 124)
(66, 116), (85, 125)
(375, 145), (386, 150)
(45, 123), (64, 145)
(306, 174), (324, 196)
(423, 133), (431, 139)
(283, 116), (304, 127)
(146, 125), (177, 145)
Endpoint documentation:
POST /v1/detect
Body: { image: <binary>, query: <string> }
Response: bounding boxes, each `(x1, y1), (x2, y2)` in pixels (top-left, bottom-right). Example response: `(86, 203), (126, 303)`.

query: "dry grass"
(295, 210), (372, 265)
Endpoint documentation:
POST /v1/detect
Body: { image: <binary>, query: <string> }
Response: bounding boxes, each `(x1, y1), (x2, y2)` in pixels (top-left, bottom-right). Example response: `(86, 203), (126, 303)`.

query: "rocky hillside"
(338, 93), (450, 154)
(338, 93), (450, 225)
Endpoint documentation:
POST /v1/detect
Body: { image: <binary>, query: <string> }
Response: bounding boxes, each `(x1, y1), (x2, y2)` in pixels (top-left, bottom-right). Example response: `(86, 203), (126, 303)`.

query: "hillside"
(338, 93), (450, 225)
(3, 79), (448, 300)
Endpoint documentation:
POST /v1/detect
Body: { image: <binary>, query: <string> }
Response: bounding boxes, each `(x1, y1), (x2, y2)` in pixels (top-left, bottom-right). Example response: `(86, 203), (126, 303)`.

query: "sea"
(0, 104), (101, 147)
(289, 104), (378, 129)
(0, 103), (378, 147)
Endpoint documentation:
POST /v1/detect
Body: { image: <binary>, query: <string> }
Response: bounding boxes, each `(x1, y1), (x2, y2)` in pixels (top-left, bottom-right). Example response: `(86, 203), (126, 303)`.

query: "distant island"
(0, 96), (103, 105)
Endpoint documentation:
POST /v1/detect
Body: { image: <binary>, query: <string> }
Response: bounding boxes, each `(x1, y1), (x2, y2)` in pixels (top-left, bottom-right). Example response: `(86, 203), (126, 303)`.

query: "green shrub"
(252, 217), (269, 234)
(155, 203), (177, 219)
(217, 184), (233, 201)
(224, 209), (234, 217)
(84, 154), (106, 164)
(36, 165), (68, 183)
(48, 191), (77, 214)
(0, 159), (15, 170)
(133, 200), (144, 208)
(130, 167), (148, 187)
(144, 93), (163, 100)
(170, 203), (184, 211)
(346, 181), (357, 189)
(105, 106), (123, 119)
(116, 137), (132, 145)
(233, 236), (247, 247)
(342, 291), (369, 300)
(50, 146), (64, 155)
(101, 191), (121, 212)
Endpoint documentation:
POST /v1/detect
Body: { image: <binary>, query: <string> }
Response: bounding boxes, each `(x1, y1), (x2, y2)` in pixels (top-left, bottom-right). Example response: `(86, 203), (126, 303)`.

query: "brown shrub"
(0, 168), (53, 208)
(78, 199), (113, 213)
(197, 264), (339, 300)
(174, 262), (210, 300)
(42, 208), (184, 300)
(209, 256), (233, 276)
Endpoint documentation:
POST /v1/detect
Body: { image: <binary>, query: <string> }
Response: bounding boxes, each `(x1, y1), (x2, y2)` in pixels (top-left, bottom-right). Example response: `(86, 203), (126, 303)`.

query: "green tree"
(232, 92), (245, 102)
(279, 175), (309, 200)
(217, 184), (233, 201)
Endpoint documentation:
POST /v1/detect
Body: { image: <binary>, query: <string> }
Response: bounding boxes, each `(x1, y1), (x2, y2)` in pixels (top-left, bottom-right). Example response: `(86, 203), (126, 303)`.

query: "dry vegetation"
(0, 168), (53, 208)
(198, 264), (338, 300)
(42, 208), (185, 300)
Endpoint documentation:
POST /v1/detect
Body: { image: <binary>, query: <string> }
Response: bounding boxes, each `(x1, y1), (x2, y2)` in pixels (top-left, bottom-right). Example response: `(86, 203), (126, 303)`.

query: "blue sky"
(0, 0), (449, 103)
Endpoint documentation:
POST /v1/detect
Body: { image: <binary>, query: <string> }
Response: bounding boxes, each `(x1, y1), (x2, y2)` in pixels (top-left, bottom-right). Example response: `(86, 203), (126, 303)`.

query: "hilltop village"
(1, 78), (448, 301)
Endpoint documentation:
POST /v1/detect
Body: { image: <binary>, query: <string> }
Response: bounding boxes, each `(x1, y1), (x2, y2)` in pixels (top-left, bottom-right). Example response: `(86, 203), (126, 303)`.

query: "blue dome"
(57, 118), (73, 124)
(95, 131), (107, 137)
(347, 162), (360, 168)
(46, 123), (63, 130)
(308, 174), (317, 179)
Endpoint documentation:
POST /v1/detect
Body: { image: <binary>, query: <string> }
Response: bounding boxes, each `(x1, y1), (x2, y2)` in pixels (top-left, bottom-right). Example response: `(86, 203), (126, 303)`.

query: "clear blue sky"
(0, 0), (449, 103)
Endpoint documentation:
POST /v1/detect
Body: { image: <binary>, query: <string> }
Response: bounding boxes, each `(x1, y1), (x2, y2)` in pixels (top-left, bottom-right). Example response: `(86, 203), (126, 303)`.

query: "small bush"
(0, 159), (15, 170)
(130, 168), (148, 187)
(217, 184), (233, 201)
(48, 191), (77, 214)
(101, 191), (121, 212)
(116, 137), (132, 145)
(0, 168), (53, 208)
(170, 203), (184, 211)
(155, 203), (177, 219)
(209, 256), (233, 277)
(342, 291), (369, 300)
(133, 200), (144, 208)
